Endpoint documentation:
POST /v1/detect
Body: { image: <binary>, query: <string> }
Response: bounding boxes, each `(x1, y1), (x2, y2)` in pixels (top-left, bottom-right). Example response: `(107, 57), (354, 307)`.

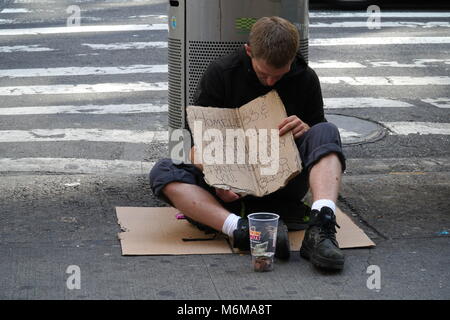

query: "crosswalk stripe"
(309, 12), (450, 18)
(0, 129), (168, 143)
(0, 82), (168, 96)
(310, 21), (450, 28)
(0, 76), (447, 97)
(324, 98), (413, 109)
(0, 45), (54, 52)
(0, 99), (419, 116)
(0, 98), (416, 115)
(0, 9), (31, 13)
(0, 97), (437, 115)
(3, 38), (447, 54)
(310, 37), (450, 46)
(3, 59), (446, 79)
(321, 76), (450, 86)
(1, 156), (449, 175)
(0, 24), (168, 36)
(382, 122), (450, 135)
(0, 103), (168, 115)
(421, 98), (450, 108)
(0, 65), (168, 78)
(82, 41), (168, 50)
(1, 122), (448, 145)
(0, 158), (155, 175)
(312, 59), (450, 69)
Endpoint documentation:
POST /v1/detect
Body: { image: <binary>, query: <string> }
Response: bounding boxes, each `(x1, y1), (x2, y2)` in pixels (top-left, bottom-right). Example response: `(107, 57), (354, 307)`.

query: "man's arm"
(193, 61), (226, 107)
(306, 67), (326, 125)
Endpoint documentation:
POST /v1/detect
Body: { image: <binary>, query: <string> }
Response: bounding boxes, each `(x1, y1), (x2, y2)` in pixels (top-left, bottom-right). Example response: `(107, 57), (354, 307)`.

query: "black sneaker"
(232, 218), (290, 260)
(299, 207), (345, 270)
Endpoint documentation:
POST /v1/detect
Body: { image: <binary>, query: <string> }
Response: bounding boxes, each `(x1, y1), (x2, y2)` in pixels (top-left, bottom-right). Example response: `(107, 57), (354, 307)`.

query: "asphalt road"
(0, 0), (449, 301)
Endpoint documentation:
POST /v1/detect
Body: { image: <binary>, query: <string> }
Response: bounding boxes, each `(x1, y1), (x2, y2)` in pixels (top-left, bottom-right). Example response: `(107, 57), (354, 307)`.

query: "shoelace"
(312, 214), (341, 244)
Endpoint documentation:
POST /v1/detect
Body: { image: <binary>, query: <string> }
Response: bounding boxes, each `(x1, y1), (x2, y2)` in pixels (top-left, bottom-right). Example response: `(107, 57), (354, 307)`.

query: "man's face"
(245, 44), (292, 87)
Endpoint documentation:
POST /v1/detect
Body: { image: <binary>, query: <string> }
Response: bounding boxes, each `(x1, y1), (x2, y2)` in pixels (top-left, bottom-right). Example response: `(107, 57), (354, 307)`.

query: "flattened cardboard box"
(116, 206), (375, 255)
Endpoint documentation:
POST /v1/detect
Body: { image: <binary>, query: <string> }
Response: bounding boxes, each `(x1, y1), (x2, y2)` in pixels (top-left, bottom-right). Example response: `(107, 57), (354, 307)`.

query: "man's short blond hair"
(248, 16), (300, 68)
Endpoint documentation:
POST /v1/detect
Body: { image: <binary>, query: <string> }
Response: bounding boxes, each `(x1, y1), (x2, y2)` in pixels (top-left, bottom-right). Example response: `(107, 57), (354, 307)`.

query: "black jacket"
(193, 46), (326, 127)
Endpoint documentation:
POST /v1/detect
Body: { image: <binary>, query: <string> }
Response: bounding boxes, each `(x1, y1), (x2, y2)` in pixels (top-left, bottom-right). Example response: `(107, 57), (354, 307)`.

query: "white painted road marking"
(382, 122), (450, 135)
(0, 129), (168, 144)
(0, 24), (168, 36)
(309, 11), (450, 18)
(311, 59), (450, 69)
(0, 104), (168, 115)
(0, 65), (168, 78)
(321, 76), (450, 86)
(0, 76), (447, 96)
(324, 98), (414, 109)
(0, 8), (31, 13)
(0, 45), (54, 52)
(310, 37), (450, 46)
(421, 98), (450, 109)
(82, 41), (168, 50)
(310, 21), (450, 28)
(0, 158), (155, 175)
(0, 82), (168, 96)
(1, 123), (448, 145)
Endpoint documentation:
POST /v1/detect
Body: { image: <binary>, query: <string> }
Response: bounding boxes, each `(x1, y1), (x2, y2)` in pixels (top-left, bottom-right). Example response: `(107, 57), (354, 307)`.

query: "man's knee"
(308, 122), (341, 141)
(297, 122), (346, 172)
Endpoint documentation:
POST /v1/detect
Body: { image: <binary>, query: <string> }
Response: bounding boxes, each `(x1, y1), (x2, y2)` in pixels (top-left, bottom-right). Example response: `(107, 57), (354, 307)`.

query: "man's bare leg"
(301, 152), (345, 270)
(162, 182), (230, 231)
(309, 153), (342, 205)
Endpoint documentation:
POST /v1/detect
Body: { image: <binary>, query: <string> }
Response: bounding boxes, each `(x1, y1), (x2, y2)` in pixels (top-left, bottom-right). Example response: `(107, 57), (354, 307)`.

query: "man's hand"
(278, 115), (310, 139)
(215, 188), (240, 202)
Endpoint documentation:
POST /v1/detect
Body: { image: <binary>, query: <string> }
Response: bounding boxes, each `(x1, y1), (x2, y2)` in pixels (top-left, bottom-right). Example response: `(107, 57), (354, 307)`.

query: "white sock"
(221, 213), (241, 237)
(312, 199), (336, 215)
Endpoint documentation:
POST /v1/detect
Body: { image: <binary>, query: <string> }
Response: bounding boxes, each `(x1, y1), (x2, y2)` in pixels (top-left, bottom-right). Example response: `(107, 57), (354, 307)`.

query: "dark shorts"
(149, 122), (346, 218)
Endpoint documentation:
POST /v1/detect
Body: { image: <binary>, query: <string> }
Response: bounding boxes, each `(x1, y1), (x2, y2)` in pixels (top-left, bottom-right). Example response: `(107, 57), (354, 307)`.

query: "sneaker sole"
(311, 254), (344, 271)
(300, 243), (344, 270)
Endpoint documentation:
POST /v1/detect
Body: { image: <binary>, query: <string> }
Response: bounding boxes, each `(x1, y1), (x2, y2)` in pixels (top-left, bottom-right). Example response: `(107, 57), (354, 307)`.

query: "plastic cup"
(247, 212), (279, 272)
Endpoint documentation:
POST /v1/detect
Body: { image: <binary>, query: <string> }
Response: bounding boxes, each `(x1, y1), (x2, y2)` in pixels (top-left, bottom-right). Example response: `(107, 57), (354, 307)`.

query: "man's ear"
(244, 44), (252, 58)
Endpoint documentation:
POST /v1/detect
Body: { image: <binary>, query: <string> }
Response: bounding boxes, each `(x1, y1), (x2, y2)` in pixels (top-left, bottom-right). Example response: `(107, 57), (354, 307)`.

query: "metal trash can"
(167, 0), (309, 156)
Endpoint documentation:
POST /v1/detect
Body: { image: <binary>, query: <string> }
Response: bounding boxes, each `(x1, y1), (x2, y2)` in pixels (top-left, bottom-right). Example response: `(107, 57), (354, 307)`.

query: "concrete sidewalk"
(0, 158), (448, 300)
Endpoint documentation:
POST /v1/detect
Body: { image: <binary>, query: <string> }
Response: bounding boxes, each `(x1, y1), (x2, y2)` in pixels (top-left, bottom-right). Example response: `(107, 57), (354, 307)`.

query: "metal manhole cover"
(327, 114), (386, 145)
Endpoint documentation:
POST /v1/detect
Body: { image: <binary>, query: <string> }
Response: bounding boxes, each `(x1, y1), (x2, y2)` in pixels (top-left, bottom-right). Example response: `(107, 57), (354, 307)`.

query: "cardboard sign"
(186, 90), (302, 197)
